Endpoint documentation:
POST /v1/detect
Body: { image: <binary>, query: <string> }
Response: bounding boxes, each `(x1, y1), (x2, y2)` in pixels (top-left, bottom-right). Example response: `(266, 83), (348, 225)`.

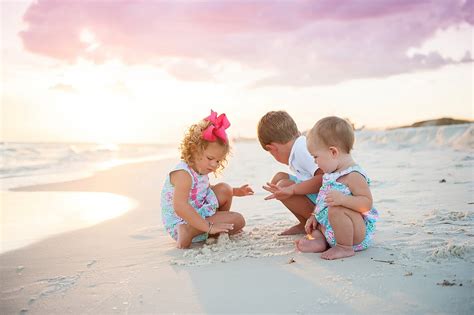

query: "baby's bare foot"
(321, 245), (354, 260)
(279, 223), (305, 236)
(295, 238), (327, 253)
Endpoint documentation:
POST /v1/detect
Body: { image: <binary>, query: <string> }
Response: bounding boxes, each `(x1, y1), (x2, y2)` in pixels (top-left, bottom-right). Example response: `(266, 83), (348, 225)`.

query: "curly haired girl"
(161, 110), (254, 248)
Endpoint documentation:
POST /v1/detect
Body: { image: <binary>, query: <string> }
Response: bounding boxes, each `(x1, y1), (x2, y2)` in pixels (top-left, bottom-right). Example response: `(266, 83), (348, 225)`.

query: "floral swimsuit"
(314, 165), (379, 251)
(161, 161), (219, 242)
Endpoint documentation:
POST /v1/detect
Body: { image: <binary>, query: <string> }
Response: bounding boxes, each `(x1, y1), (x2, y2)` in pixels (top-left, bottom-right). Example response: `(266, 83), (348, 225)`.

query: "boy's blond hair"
(257, 111), (300, 150)
(180, 120), (230, 173)
(309, 116), (354, 153)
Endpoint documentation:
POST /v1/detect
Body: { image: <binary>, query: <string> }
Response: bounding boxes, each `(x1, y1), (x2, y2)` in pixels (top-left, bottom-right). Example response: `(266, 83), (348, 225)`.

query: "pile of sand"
(171, 221), (299, 266)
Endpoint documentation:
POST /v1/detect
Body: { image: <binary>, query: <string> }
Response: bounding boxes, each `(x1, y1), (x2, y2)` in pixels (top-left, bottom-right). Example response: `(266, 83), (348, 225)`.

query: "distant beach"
(1, 123), (473, 314)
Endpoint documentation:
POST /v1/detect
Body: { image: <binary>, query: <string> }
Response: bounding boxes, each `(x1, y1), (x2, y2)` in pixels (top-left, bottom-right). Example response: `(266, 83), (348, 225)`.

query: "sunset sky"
(1, 0), (473, 144)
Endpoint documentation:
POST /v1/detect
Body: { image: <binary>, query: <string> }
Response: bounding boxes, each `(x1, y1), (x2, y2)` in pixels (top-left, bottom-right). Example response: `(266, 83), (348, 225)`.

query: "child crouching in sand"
(161, 110), (254, 248)
(295, 116), (379, 260)
(258, 111), (323, 235)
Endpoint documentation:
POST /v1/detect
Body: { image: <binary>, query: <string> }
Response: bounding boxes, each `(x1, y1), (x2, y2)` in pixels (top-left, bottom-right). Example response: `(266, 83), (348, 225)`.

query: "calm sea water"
(0, 142), (178, 190)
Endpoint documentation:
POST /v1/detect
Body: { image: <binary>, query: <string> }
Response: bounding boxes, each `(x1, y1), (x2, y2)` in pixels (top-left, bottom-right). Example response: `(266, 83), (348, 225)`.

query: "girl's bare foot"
(321, 244), (354, 260)
(295, 238), (327, 253)
(176, 224), (193, 249)
(279, 223), (305, 235)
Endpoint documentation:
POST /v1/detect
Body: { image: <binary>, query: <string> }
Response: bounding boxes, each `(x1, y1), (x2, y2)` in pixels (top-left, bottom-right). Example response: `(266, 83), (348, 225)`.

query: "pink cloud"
(19, 0), (473, 86)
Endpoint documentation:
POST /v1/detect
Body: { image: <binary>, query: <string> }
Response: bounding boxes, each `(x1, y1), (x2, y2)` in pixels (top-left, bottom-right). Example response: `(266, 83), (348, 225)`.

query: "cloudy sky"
(1, 0), (473, 143)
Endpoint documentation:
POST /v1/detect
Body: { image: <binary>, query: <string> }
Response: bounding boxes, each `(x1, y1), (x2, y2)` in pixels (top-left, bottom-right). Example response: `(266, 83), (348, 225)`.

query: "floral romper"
(161, 161), (219, 242)
(314, 165), (379, 251)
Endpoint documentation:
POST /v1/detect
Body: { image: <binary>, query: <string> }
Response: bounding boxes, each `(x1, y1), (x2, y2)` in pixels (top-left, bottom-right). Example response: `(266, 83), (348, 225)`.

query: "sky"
(1, 0), (473, 144)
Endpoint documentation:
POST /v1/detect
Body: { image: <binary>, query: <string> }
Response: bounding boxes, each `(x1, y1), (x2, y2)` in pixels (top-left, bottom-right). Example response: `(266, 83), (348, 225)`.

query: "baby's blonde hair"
(180, 119), (230, 173)
(309, 116), (354, 153)
(257, 111), (300, 150)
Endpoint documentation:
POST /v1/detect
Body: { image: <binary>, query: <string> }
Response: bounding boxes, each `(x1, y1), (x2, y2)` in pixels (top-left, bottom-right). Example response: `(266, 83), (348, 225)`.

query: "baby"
(295, 116), (379, 259)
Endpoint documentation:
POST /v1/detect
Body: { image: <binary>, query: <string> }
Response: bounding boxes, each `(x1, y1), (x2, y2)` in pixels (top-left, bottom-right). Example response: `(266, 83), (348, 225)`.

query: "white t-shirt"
(288, 135), (318, 181)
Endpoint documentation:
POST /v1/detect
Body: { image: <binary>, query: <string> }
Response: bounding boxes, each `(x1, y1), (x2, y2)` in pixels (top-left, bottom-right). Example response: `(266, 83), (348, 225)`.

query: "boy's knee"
(271, 172), (289, 184)
(276, 178), (294, 188)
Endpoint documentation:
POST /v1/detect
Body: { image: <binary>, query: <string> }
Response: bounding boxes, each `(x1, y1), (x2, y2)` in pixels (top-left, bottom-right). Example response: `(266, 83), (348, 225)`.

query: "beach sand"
(1, 127), (473, 314)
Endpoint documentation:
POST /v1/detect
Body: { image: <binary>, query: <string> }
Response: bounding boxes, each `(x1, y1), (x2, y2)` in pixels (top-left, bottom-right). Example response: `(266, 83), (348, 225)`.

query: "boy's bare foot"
(321, 244), (355, 260)
(279, 223), (305, 235)
(176, 224), (193, 249)
(295, 238), (327, 253)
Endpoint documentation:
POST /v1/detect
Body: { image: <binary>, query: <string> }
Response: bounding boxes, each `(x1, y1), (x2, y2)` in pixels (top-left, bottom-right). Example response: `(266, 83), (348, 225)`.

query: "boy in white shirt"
(258, 111), (323, 235)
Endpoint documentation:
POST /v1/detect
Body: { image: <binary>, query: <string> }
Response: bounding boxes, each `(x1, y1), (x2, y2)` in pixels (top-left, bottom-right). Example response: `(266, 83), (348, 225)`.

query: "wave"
(356, 123), (473, 150)
(0, 142), (177, 189)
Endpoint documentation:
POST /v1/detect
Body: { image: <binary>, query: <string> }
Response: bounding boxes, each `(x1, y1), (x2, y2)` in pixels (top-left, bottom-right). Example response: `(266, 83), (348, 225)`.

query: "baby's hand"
(305, 215), (317, 234)
(325, 190), (346, 207)
(233, 184), (255, 197)
(262, 183), (294, 200)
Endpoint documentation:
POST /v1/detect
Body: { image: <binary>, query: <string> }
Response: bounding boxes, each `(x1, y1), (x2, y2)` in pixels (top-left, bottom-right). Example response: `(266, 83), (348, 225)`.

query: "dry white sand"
(1, 125), (473, 314)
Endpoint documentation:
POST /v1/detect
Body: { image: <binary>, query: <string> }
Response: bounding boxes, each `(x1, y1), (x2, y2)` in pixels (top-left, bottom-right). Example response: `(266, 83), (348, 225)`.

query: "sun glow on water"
(1, 191), (138, 253)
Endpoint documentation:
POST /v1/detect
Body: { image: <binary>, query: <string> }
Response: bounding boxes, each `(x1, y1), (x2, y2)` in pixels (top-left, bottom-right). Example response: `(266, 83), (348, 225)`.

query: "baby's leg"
(176, 224), (204, 249)
(295, 229), (327, 253)
(211, 183), (233, 211)
(208, 211), (246, 235)
(271, 173), (315, 235)
(321, 206), (366, 260)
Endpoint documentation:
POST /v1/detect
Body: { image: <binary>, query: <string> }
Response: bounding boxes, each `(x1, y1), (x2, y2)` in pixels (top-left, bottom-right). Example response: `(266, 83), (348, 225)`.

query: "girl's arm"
(325, 172), (373, 213)
(233, 184), (254, 196)
(171, 170), (210, 232)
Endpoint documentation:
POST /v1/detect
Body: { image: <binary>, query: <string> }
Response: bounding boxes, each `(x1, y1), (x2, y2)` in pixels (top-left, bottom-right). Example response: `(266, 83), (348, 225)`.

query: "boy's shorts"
(288, 174), (318, 204)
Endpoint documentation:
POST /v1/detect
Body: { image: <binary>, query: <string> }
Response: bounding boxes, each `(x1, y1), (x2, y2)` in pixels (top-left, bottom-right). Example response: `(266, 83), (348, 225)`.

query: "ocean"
(0, 142), (178, 190)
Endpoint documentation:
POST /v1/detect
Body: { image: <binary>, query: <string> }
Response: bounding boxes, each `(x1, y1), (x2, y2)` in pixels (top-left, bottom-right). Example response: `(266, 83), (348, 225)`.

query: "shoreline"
(2, 158), (176, 252)
(1, 152), (178, 192)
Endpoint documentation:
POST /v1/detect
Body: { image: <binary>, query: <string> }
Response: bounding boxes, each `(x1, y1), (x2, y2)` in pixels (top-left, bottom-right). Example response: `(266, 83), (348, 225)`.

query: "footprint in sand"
(87, 260), (97, 268)
(129, 226), (163, 240)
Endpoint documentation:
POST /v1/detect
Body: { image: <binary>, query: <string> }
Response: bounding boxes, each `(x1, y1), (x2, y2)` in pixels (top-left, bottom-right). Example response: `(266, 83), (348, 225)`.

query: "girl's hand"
(305, 215), (317, 234)
(233, 184), (255, 197)
(208, 222), (235, 235)
(325, 190), (346, 207)
(262, 183), (294, 200)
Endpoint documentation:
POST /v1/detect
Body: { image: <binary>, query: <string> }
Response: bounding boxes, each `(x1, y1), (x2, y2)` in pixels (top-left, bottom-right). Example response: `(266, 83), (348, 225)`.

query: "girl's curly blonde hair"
(180, 119), (231, 174)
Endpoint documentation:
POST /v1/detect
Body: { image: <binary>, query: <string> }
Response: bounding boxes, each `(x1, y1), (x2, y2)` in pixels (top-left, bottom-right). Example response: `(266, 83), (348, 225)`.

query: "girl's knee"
(213, 183), (233, 198)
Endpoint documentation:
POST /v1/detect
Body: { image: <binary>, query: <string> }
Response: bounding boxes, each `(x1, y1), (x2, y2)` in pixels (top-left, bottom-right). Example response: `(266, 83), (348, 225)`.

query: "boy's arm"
(263, 169), (323, 200)
(171, 170), (209, 232)
(325, 173), (373, 213)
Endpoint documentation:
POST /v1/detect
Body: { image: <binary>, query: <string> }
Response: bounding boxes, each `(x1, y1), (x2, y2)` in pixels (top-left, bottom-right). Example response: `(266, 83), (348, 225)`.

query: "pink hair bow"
(202, 110), (231, 143)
